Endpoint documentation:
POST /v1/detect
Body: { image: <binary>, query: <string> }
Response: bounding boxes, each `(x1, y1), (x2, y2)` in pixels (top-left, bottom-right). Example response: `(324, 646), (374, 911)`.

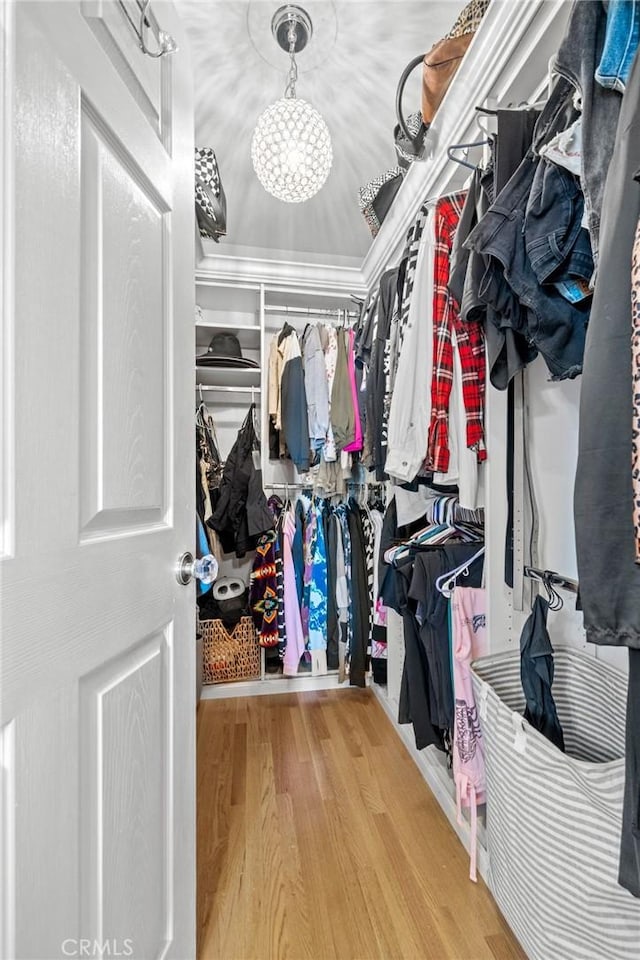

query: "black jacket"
(279, 325), (310, 472)
(210, 406), (273, 558)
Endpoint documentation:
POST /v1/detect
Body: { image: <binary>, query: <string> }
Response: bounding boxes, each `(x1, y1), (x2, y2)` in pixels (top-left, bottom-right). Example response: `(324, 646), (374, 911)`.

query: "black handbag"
(394, 107), (429, 169)
(194, 147), (227, 242)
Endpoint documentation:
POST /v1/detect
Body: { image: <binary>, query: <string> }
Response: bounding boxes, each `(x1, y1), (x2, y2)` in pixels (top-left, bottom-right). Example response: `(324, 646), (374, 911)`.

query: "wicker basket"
(200, 616), (261, 684)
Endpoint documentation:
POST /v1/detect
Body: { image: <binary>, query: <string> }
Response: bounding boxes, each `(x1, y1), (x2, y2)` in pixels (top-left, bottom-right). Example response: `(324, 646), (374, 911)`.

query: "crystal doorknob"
(176, 551), (218, 586)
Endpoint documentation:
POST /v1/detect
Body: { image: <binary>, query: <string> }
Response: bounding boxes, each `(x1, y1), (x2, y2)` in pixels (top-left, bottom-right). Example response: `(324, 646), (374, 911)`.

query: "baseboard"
(199, 672), (355, 700)
(370, 683), (490, 884)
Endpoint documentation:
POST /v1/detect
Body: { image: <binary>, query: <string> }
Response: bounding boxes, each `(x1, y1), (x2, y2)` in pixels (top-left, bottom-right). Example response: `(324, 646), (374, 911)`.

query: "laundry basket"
(471, 648), (640, 960)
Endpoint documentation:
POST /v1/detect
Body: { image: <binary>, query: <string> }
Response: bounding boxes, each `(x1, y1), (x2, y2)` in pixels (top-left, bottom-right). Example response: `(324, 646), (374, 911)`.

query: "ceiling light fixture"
(251, 5), (333, 203)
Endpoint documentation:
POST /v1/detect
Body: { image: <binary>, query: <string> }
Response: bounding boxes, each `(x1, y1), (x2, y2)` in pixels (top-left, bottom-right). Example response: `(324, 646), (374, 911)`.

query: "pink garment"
(282, 508), (306, 676)
(451, 586), (488, 882)
(342, 329), (363, 453)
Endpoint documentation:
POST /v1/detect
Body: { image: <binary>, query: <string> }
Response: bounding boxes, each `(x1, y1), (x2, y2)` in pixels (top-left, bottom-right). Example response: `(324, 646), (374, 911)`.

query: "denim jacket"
(595, 0), (640, 92)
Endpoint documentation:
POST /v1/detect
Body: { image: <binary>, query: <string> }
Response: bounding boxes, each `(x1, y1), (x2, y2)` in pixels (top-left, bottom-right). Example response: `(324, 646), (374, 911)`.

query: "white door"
(1, 2), (195, 958)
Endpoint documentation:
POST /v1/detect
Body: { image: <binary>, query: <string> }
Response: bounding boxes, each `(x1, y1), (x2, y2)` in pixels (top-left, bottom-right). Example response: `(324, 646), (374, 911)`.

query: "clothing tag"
(511, 714), (527, 755)
(252, 449), (261, 470)
(553, 278), (592, 304)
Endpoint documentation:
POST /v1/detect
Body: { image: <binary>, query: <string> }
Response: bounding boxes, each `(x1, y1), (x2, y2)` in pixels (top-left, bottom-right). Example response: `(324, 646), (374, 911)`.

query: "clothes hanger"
(283, 481), (289, 510)
(525, 568), (564, 611)
(474, 107), (496, 137)
(543, 575), (563, 611)
(447, 138), (491, 171)
(384, 522), (457, 566)
(247, 390), (261, 442)
(435, 546), (485, 597)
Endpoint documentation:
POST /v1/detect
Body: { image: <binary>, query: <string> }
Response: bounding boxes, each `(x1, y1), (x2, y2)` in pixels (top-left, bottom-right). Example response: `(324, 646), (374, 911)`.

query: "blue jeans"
(467, 154), (590, 382)
(525, 156), (593, 291)
(596, 0), (640, 92)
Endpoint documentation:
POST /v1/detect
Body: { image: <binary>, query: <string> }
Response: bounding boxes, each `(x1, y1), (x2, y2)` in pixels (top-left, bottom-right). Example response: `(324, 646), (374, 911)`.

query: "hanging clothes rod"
(524, 566), (578, 594)
(264, 304), (359, 319)
(195, 385), (261, 394)
(264, 481), (312, 490)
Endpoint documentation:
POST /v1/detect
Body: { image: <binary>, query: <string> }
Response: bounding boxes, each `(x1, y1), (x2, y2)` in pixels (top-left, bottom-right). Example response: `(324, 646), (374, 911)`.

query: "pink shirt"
(282, 508), (306, 676)
(451, 586), (488, 882)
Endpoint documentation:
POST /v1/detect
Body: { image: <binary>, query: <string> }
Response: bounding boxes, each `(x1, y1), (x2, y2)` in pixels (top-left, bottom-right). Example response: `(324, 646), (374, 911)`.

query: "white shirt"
(385, 213), (435, 483)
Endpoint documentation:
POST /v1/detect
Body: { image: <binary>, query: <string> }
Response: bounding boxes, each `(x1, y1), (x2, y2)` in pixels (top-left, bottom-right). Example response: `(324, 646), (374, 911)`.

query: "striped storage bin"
(471, 649), (640, 960)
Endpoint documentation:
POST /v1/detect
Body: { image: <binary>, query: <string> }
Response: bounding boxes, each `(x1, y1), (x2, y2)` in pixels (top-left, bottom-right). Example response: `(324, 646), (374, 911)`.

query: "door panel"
(1, 3), (195, 958)
(15, 686), (79, 958)
(80, 629), (173, 958)
(13, 10), (81, 556)
(80, 105), (169, 537)
(81, 0), (168, 143)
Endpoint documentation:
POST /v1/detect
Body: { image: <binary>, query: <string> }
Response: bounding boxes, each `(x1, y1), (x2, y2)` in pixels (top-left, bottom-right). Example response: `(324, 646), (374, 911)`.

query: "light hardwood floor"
(197, 688), (526, 960)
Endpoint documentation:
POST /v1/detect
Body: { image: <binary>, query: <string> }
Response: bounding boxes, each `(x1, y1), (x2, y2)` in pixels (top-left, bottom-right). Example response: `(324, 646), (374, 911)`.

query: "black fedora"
(196, 332), (259, 369)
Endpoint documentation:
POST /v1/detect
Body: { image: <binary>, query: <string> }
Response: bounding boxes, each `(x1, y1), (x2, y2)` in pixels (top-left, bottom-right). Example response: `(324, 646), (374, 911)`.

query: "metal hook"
(138, 0), (178, 58)
(198, 383), (203, 404)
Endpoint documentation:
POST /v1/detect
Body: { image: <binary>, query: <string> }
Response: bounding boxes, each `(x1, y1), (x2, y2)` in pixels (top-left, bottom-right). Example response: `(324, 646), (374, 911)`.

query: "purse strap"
(424, 53), (465, 69)
(395, 53), (429, 148)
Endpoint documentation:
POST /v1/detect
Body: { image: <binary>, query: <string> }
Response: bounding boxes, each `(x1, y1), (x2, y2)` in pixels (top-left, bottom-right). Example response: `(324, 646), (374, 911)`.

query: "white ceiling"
(177, 0), (466, 265)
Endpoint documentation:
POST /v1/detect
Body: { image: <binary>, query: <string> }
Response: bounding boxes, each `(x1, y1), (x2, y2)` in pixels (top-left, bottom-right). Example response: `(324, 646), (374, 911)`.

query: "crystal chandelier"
(251, 5), (333, 204)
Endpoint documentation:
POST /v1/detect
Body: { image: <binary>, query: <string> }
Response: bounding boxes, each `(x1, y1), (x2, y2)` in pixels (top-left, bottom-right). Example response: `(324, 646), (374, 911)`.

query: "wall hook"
(119, 0), (178, 58)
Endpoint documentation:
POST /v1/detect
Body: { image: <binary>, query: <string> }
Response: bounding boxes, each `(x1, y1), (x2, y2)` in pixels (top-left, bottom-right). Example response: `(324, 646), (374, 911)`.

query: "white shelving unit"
(195, 274), (365, 699)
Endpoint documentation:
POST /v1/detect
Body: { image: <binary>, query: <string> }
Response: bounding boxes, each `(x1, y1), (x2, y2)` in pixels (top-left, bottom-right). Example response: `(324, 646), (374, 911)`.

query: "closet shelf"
(195, 365), (261, 388)
(195, 321), (261, 351)
(196, 321), (260, 331)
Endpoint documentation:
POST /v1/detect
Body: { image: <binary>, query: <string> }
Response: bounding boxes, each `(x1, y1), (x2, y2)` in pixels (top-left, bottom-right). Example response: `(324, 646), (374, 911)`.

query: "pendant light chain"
(284, 21), (298, 99)
(251, 4), (333, 202)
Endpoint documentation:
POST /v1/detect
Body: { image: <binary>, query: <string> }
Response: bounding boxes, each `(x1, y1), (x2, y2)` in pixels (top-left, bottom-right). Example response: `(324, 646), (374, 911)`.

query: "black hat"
(196, 332), (259, 369)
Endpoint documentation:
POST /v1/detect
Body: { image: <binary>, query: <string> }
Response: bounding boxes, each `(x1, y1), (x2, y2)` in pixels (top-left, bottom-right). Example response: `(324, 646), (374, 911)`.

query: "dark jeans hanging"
(574, 47), (640, 649)
(396, 557), (445, 753)
(347, 504), (369, 688)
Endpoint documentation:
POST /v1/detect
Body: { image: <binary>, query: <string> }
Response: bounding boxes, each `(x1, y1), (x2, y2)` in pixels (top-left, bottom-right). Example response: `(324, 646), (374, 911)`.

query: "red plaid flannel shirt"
(426, 193), (486, 474)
